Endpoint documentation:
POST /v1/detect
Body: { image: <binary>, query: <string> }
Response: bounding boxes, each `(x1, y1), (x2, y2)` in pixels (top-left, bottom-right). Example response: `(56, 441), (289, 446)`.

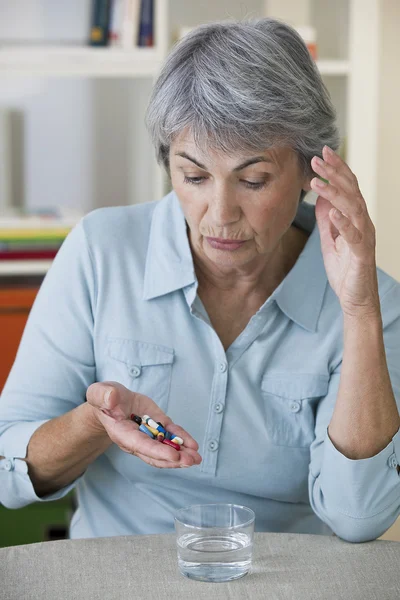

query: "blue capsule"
(139, 424), (155, 439)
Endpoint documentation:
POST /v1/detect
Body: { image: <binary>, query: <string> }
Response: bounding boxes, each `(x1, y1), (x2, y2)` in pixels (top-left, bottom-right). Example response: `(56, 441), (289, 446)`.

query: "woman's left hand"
(311, 145), (380, 318)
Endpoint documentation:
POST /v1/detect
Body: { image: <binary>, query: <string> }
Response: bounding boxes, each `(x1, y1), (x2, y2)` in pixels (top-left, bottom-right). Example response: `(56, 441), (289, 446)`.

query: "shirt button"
(387, 453), (398, 469)
(129, 365), (141, 378)
(289, 401), (301, 413)
(208, 440), (219, 452)
(214, 403), (224, 414)
(219, 362), (227, 373)
(4, 459), (14, 471)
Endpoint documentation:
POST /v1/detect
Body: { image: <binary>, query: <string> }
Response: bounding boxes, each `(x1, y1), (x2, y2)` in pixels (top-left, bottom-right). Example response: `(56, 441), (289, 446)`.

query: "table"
(1, 532), (400, 599)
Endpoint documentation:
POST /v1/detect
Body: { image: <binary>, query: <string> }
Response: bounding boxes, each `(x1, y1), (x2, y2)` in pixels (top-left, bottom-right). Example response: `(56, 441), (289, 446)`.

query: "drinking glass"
(174, 503), (255, 582)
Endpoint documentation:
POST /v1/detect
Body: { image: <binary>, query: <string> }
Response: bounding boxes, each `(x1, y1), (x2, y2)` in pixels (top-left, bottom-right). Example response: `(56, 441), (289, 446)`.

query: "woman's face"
(169, 130), (311, 270)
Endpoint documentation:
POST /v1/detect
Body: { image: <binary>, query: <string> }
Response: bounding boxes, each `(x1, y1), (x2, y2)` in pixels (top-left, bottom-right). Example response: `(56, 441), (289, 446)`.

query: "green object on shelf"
(0, 492), (74, 548)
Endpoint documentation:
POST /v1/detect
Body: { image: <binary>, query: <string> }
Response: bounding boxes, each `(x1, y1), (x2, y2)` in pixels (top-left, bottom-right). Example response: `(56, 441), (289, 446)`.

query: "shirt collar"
(273, 205), (328, 333)
(143, 191), (196, 300)
(143, 192), (327, 332)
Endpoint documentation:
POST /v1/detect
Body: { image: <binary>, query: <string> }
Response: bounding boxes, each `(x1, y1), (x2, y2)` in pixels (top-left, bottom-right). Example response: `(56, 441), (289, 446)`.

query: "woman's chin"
(204, 244), (254, 267)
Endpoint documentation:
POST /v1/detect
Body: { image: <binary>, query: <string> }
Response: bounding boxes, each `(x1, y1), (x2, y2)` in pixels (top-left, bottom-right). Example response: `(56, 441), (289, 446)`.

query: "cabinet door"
(0, 287), (39, 393)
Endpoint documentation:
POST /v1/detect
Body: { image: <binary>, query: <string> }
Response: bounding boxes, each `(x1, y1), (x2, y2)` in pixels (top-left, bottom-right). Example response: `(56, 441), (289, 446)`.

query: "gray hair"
(145, 17), (340, 182)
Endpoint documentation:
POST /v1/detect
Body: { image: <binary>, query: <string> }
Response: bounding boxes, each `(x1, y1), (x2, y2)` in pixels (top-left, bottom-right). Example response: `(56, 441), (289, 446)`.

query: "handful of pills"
(130, 413), (184, 451)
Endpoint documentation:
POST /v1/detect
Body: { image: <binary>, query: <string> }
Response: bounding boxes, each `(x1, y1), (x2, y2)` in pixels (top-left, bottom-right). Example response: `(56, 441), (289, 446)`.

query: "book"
(120, 0), (141, 49)
(138, 0), (154, 47)
(0, 208), (82, 261)
(0, 229), (71, 240)
(0, 250), (59, 261)
(109, 0), (124, 47)
(0, 238), (62, 248)
(89, 0), (112, 47)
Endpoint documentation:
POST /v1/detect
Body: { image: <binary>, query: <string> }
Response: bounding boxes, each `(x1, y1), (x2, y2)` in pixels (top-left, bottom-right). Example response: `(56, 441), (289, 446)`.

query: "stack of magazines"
(0, 208), (83, 261)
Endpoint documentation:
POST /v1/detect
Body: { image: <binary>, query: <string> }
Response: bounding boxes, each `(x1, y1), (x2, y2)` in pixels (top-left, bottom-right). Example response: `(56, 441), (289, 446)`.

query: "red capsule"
(130, 414), (142, 425)
(162, 439), (181, 451)
(157, 433), (165, 442)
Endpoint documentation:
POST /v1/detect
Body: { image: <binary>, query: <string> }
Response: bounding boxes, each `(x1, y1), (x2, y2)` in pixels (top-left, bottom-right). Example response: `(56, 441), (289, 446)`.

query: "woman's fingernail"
(180, 464), (191, 468)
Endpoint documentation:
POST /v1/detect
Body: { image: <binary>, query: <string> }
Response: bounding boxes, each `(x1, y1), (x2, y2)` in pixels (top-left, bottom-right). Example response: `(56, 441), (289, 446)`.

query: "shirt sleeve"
(308, 282), (400, 543)
(0, 217), (97, 508)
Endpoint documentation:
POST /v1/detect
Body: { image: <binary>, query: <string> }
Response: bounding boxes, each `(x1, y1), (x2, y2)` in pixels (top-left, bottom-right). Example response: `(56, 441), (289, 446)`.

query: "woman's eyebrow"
(233, 156), (274, 171)
(175, 151), (274, 171)
(175, 152), (207, 169)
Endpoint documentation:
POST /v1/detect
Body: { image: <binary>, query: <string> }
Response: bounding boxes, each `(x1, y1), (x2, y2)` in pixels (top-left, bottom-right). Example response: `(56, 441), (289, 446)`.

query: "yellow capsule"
(146, 425), (159, 437)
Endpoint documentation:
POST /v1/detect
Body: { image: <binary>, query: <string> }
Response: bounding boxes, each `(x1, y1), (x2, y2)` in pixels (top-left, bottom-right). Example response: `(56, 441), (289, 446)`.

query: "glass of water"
(174, 503), (255, 582)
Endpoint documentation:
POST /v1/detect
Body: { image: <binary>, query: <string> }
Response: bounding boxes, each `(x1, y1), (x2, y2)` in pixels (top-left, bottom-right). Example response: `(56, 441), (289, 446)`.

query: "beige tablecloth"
(1, 532), (400, 599)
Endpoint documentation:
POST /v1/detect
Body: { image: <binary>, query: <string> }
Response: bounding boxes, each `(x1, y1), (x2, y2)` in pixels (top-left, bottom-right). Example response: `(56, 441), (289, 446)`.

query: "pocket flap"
(107, 338), (174, 367)
(261, 373), (329, 399)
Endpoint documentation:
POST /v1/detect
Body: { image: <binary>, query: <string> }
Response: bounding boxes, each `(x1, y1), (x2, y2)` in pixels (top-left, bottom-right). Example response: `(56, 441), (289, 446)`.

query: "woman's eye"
(183, 176), (205, 185)
(242, 180), (267, 190)
(182, 176), (267, 189)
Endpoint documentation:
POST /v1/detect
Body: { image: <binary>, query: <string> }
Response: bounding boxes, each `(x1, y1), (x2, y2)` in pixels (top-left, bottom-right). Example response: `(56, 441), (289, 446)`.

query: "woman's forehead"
(171, 133), (295, 171)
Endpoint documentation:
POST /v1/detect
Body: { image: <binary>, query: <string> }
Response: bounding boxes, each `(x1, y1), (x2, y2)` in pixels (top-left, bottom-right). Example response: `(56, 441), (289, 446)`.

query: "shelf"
(0, 46), (164, 78)
(316, 60), (350, 76)
(0, 46), (350, 78)
(0, 260), (52, 276)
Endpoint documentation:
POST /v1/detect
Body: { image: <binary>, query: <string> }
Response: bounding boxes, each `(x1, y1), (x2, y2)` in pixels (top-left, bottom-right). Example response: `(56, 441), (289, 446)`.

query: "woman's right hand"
(86, 380), (202, 468)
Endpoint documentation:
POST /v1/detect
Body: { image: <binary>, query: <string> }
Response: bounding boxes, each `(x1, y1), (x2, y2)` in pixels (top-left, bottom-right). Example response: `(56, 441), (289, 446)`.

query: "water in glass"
(177, 529), (253, 582)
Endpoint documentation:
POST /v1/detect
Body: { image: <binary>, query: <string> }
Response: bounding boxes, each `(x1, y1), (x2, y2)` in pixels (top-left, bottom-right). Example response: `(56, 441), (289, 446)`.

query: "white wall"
(375, 0), (400, 281)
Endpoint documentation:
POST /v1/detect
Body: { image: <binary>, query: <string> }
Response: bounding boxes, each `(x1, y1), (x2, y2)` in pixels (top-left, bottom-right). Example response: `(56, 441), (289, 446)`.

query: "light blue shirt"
(1, 191), (400, 543)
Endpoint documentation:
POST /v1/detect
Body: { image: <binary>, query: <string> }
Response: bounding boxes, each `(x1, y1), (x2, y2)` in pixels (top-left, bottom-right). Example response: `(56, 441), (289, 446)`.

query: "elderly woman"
(1, 18), (400, 544)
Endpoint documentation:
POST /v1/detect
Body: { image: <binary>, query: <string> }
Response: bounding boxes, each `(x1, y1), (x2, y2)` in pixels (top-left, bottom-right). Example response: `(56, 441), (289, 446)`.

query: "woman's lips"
(206, 237), (247, 251)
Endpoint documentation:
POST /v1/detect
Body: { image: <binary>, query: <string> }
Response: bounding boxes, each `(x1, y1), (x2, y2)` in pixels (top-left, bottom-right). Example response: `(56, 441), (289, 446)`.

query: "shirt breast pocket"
(105, 338), (174, 412)
(261, 373), (329, 448)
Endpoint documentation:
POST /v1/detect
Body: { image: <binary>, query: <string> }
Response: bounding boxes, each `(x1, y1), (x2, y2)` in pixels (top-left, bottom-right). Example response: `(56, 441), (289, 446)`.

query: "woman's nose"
(209, 190), (240, 226)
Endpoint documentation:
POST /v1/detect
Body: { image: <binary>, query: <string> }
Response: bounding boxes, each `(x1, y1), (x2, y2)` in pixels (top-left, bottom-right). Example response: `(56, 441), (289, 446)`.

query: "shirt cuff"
(0, 421), (81, 508)
(318, 427), (400, 518)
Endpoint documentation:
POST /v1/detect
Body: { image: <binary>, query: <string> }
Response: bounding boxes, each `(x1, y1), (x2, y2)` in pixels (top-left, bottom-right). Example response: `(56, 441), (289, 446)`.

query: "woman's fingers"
(100, 412), (202, 467)
(134, 451), (194, 469)
(179, 446), (202, 465)
(165, 422), (199, 451)
(86, 381), (202, 467)
(135, 445), (202, 468)
(103, 415), (178, 460)
(86, 381), (172, 425)
(86, 381), (125, 415)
